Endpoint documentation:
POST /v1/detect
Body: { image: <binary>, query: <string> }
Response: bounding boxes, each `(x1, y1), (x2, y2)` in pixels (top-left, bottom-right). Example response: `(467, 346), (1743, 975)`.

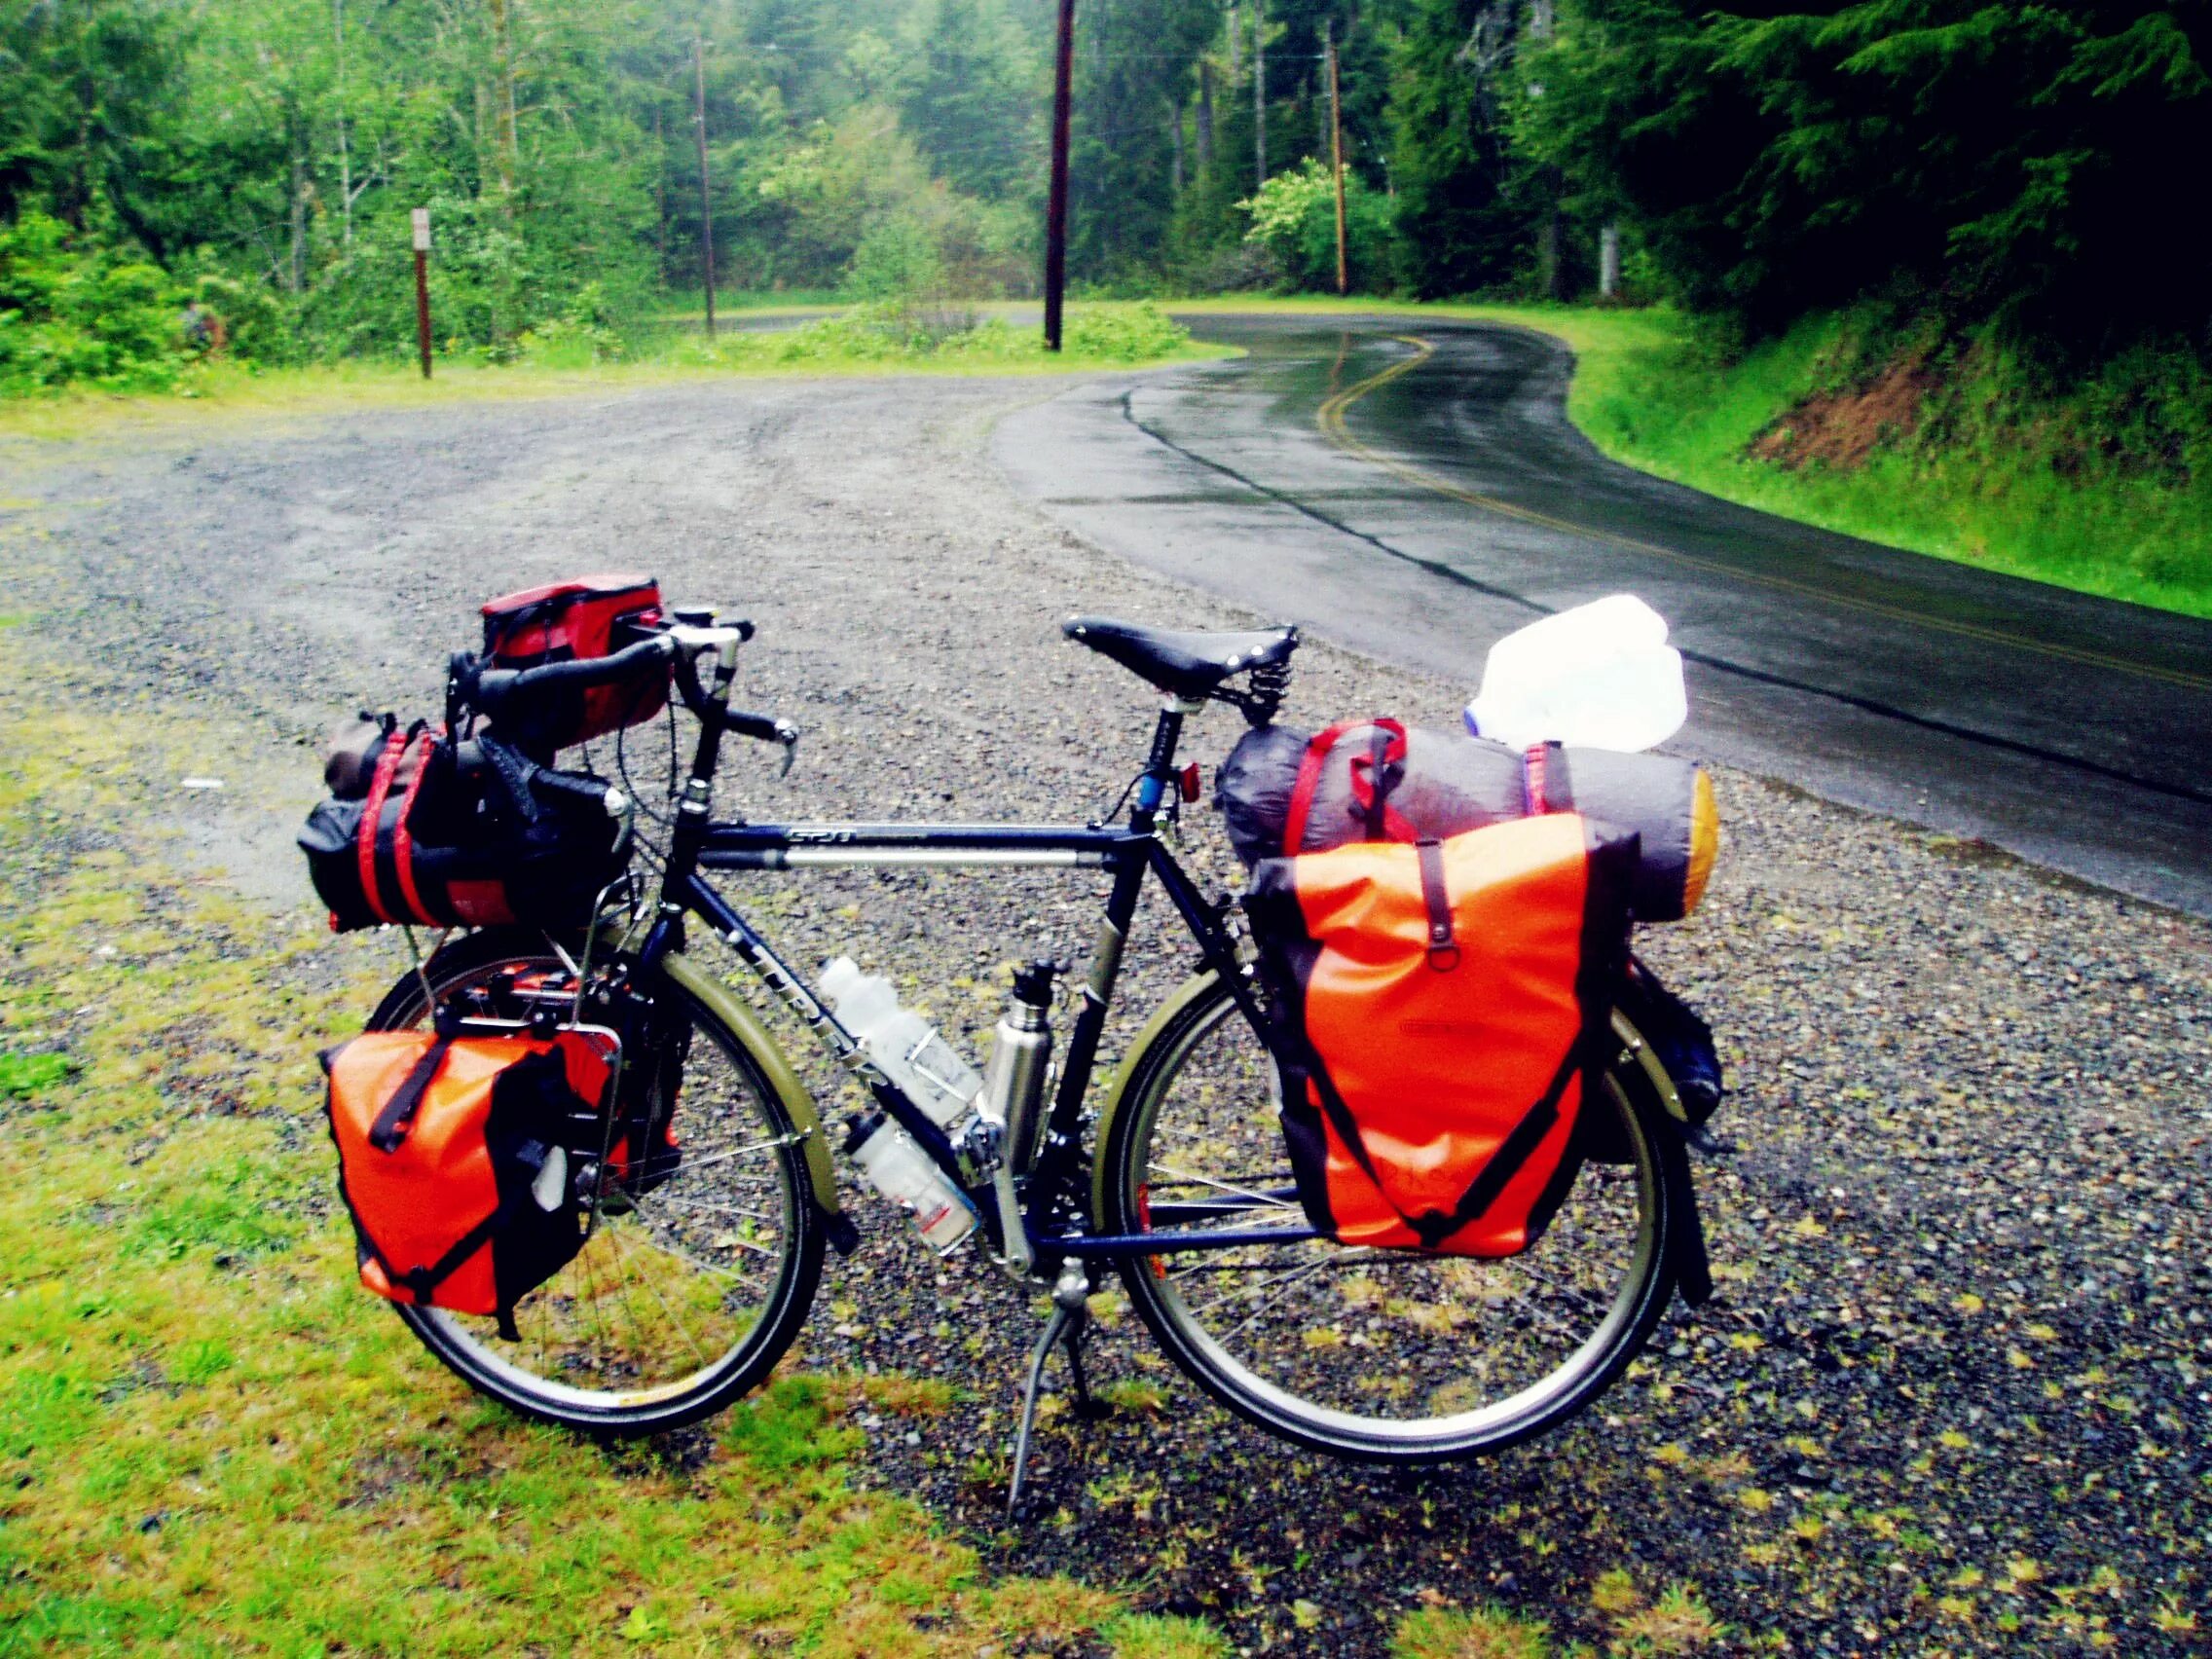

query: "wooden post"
(1044, 0), (1077, 351)
(1327, 21), (1347, 295)
(411, 208), (433, 379)
(693, 32), (717, 340)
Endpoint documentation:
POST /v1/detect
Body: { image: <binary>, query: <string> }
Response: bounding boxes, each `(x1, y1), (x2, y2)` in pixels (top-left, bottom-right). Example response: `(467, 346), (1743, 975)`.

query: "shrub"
(1241, 159), (1400, 294)
(0, 214), (188, 394)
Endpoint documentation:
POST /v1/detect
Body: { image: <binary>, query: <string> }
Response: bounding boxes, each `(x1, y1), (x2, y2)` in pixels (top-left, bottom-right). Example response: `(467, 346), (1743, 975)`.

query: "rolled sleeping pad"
(1214, 720), (1719, 922)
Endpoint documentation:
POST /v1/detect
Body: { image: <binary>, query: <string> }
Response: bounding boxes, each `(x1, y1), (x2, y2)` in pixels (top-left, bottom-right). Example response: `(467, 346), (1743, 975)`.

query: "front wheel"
(1094, 974), (1686, 1462)
(365, 929), (825, 1437)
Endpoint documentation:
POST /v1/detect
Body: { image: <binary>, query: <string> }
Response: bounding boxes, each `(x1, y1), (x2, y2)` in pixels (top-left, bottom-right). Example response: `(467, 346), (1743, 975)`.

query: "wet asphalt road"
(994, 315), (2212, 915)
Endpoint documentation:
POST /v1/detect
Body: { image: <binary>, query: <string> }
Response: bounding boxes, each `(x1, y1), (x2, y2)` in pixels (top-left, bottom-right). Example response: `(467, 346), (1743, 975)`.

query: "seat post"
(1132, 697), (1199, 828)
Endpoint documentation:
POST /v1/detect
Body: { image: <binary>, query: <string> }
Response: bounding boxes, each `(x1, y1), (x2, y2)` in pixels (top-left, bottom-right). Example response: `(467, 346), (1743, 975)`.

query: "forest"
(1, 2), (2208, 399)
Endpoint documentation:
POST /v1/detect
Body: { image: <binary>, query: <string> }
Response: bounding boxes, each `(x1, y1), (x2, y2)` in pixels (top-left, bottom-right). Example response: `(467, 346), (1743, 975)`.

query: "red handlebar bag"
(1246, 723), (1638, 1256)
(482, 573), (670, 753)
(323, 1028), (614, 1333)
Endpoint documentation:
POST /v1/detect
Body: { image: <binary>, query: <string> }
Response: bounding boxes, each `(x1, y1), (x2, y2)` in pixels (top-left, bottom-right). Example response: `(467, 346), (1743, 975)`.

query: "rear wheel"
(1095, 974), (1683, 1462)
(365, 929), (825, 1436)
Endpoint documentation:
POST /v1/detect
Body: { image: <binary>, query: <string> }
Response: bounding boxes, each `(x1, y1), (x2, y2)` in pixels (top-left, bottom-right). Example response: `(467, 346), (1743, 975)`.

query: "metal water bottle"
(976, 962), (1058, 1276)
(983, 962), (1058, 1175)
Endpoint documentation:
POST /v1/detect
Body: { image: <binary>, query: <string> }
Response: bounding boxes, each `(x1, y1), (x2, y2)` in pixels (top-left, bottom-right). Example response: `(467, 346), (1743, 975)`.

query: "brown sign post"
(411, 208), (433, 379)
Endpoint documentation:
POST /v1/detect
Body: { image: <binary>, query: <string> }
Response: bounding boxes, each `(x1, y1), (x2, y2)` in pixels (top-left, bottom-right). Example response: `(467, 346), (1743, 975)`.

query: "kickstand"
(1007, 1260), (1102, 1512)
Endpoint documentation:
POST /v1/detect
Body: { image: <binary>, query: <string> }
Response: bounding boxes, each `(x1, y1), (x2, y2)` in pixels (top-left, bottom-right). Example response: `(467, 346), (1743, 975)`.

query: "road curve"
(993, 314), (2212, 915)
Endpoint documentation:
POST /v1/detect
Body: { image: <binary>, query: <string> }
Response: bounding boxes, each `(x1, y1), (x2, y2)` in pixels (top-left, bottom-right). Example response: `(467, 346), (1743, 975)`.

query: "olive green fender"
(1089, 969), (1224, 1223)
(657, 950), (844, 1220)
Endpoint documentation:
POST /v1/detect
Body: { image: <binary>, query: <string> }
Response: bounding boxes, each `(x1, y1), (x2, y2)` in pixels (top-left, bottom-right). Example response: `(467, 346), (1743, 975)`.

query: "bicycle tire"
(1094, 972), (1684, 1462)
(364, 928), (826, 1437)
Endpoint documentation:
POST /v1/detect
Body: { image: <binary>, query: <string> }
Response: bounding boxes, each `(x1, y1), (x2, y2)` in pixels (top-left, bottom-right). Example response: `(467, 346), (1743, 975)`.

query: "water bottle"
(980, 961), (1058, 1177)
(974, 961), (1060, 1275)
(820, 957), (982, 1127)
(844, 1111), (977, 1253)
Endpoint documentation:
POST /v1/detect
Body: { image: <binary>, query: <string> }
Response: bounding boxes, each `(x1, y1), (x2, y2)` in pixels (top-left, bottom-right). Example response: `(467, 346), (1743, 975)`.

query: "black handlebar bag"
(297, 720), (627, 932)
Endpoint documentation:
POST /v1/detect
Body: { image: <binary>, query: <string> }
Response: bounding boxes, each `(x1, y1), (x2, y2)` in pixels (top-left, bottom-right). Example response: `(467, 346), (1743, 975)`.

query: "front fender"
(1090, 969), (1225, 1225)
(657, 950), (843, 1221)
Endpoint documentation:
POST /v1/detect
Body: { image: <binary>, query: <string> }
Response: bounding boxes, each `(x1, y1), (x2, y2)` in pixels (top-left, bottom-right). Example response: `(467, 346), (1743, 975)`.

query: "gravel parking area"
(6, 375), (2208, 1654)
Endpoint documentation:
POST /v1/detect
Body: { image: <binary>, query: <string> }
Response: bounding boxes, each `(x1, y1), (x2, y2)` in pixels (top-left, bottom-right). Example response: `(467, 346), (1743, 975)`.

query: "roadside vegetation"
(6, 3), (2206, 614)
(1192, 296), (2212, 619)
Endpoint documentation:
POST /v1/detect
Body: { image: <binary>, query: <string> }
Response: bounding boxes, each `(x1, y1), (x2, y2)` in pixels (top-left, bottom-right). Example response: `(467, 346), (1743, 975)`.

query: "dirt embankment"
(1749, 357), (1937, 470)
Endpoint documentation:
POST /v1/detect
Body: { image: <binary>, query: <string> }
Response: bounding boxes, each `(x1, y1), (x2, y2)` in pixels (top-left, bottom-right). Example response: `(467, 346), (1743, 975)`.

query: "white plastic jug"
(1464, 594), (1687, 755)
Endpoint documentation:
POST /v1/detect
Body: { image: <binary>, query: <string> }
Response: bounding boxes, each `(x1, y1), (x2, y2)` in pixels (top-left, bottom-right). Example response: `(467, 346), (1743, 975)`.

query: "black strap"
(1303, 1037), (1583, 1254)
(398, 1207), (505, 1303)
(368, 1035), (453, 1153)
(1406, 1049), (1581, 1248)
(1416, 838), (1458, 971)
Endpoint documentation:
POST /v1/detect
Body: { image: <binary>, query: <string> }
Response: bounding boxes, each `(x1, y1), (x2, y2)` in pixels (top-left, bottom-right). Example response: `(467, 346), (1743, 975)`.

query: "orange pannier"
(323, 1027), (614, 1329)
(1246, 726), (1637, 1257)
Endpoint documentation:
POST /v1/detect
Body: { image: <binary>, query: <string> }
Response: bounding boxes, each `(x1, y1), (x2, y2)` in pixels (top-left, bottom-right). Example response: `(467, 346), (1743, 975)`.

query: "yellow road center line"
(1315, 336), (2212, 695)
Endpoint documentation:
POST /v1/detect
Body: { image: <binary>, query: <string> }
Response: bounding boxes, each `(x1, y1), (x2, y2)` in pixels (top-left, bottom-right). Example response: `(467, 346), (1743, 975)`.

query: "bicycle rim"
(1102, 977), (1677, 1461)
(368, 935), (822, 1434)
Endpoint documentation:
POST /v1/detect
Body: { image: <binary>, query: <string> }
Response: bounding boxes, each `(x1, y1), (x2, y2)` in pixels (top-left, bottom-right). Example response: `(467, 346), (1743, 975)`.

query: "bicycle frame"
(628, 638), (1316, 1272)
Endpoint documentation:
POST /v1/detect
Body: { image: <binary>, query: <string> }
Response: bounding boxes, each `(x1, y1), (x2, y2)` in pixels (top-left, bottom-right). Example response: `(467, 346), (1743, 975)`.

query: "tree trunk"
(1600, 221), (1620, 299)
(288, 148), (308, 295)
(489, 0), (519, 210)
(653, 107), (669, 278)
(334, 0), (352, 249)
(1197, 61), (1214, 169)
(1538, 168), (1564, 301)
(1170, 97), (1184, 195)
(1253, 2), (1266, 190)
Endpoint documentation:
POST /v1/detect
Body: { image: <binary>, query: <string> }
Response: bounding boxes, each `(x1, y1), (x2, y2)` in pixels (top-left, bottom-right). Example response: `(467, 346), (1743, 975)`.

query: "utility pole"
(692, 32), (717, 340)
(411, 208), (433, 379)
(1327, 20), (1347, 295)
(1252, 1), (1266, 191)
(1044, 0), (1077, 350)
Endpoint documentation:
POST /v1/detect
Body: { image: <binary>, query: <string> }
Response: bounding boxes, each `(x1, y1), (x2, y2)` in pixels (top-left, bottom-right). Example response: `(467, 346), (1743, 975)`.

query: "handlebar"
(456, 618), (799, 767)
(464, 634), (677, 718)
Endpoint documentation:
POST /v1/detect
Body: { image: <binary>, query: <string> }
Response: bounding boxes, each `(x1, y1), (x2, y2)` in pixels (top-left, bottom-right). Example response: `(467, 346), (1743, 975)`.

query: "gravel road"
(7, 374), (2208, 1655)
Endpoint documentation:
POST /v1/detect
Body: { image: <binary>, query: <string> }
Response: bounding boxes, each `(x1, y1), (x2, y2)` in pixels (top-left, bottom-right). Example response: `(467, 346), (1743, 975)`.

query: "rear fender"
(1090, 970), (1228, 1225)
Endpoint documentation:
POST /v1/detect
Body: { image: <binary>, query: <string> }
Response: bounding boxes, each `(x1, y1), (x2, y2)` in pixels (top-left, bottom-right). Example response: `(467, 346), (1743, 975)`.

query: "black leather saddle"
(1062, 616), (1299, 700)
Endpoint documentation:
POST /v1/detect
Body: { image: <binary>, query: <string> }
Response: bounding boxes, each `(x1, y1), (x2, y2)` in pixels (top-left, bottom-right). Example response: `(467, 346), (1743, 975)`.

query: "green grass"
(0, 301), (1230, 443)
(1164, 295), (2212, 619)
(0, 623), (1217, 1658)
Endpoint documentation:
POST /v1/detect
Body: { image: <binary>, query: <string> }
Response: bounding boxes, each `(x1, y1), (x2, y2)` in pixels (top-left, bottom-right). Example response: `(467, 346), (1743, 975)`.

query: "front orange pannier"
(323, 1027), (613, 1330)
(1247, 743), (1637, 1256)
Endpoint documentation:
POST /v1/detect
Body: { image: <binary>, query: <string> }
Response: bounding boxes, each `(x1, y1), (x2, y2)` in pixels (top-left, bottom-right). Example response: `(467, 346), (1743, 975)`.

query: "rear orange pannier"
(1247, 741), (1637, 1256)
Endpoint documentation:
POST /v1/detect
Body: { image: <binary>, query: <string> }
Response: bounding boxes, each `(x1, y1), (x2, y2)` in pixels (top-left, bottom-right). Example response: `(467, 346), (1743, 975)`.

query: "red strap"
(387, 730), (440, 923)
(1284, 719), (1367, 855)
(1523, 744), (1552, 815)
(1285, 719), (1414, 853)
(356, 733), (409, 926)
(1346, 720), (1418, 843)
